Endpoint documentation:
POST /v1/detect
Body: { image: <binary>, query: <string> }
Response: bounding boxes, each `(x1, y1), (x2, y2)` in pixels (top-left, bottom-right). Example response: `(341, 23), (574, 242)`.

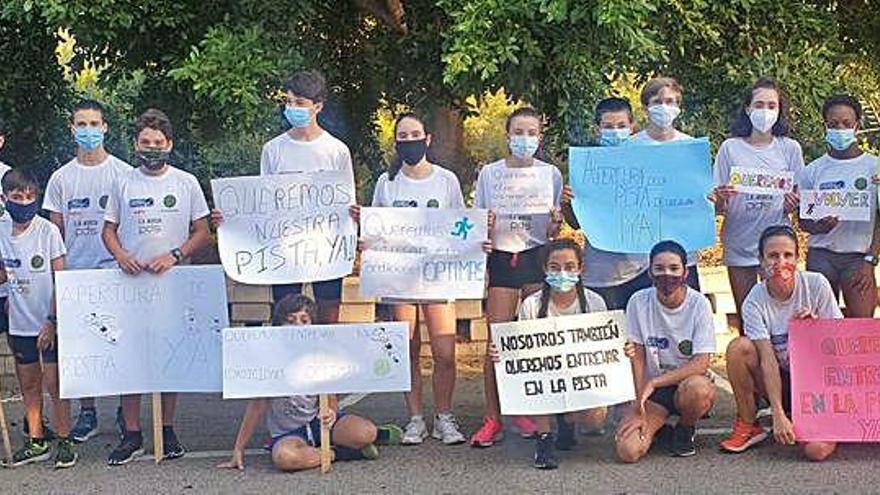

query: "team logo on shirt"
(30, 255), (45, 271)
(426, 199), (440, 208)
(2, 258), (20, 268)
(163, 194), (177, 208)
(129, 198), (154, 208)
(678, 339), (693, 356)
(855, 177), (869, 190)
(99, 195), (109, 209)
(646, 336), (670, 349)
(818, 180), (845, 190)
(392, 199), (418, 207)
(67, 198), (90, 209)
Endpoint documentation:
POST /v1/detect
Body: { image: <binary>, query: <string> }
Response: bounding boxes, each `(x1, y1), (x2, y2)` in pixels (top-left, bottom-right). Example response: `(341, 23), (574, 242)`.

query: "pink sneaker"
(511, 416), (536, 439)
(469, 417), (504, 448)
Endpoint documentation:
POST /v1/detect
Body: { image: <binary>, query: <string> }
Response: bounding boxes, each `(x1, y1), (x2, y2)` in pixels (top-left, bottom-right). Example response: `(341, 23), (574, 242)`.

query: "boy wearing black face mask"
(101, 108), (211, 466)
(0, 169), (76, 468)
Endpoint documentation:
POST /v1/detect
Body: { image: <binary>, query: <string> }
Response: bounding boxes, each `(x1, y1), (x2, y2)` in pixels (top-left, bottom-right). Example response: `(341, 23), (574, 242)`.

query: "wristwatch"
(864, 254), (879, 266)
(170, 248), (184, 263)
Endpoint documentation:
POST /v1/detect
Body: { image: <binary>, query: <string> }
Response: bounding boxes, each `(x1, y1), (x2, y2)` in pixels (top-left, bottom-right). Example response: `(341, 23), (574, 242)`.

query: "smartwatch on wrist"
(170, 247), (184, 263)
(864, 254), (879, 266)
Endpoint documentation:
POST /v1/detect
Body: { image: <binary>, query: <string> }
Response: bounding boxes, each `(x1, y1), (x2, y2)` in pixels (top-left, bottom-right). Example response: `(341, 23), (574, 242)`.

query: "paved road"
(1, 376), (879, 494)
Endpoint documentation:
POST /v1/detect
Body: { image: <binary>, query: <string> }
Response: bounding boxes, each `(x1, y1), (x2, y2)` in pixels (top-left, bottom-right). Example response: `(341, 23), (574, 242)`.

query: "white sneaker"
(432, 413), (466, 445)
(401, 416), (428, 445)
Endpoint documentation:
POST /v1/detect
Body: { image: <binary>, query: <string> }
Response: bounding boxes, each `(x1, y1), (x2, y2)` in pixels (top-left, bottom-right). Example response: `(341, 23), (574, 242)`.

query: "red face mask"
(762, 262), (796, 284)
(653, 274), (687, 296)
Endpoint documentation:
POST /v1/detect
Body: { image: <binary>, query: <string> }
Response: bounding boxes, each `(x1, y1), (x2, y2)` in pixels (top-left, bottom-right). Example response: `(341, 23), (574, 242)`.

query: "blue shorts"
(268, 411), (346, 450)
(272, 278), (343, 302)
(7, 334), (58, 365)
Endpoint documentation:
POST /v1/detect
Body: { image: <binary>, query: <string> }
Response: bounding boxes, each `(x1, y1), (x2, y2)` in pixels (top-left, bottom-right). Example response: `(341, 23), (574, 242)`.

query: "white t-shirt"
(743, 271), (842, 370)
(518, 287), (607, 320)
(474, 159), (563, 252)
(626, 287), (715, 380)
(0, 216), (66, 336)
(797, 153), (878, 253)
(260, 130), (355, 188)
(266, 395), (319, 438)
(43, 155), (132, 269)
(371, 166), (464, 208)
(714, 137), (804, 266)
(0, 161), (11, 298)
(104, 167), (210, 263)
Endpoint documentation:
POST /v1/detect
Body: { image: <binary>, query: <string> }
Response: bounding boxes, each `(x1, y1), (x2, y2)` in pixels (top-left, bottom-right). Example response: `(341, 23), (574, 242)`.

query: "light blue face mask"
(545, 271), (580, 293)
(509, 135), (539, 158)
(599, 128), (631, 147)
(74, 126), (105, 151)
(825, 128), (857, 151)
(284, 106), (312, 128)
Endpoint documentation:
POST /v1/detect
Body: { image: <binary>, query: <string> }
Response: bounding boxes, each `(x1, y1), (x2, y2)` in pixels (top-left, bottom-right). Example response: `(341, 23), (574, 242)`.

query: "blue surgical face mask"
(509, 135), (539, 159)
(284, 106), (312, 129)
(74, 126), (105, 151)
(825, 128), (857, 151)
(5, 199), (39, 224)
(647, 104), (681, 130)
(545, 271), (580, 293)
(599, 128), (631, 147)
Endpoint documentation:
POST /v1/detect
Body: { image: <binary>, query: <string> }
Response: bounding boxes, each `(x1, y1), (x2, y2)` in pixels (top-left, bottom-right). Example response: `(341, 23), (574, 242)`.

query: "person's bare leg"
(841, 269), (877, 318)
(16, 363), (44, 438)
(271, 437), (321, 472)
(727, 266), (759, 334)
(120, 394), (142, 431)
(675, 375), (716, 427)
(482, 287), (520, 421)
(614, 402), (669, 463)
(423, 303), (457, 413)
(42, 364), (71, 437)
(803, 441), (837, 462)
(568, 407), (608, 430)
(395, 304), (421, 416)
(533, 415), (552, 434)
(332, 415), (378, 449)
(161, 392), (177, 426)
(726, 336), (762, 423)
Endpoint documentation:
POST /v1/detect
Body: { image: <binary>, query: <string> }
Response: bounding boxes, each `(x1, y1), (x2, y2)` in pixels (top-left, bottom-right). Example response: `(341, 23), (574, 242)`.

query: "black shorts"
(272, 278), (343, 302)
(487, 247), (544, 289)
(0, 297), (8, 334)
(649, 385), (681, 416)
(7, 335), (58, 365)
(778, 367), (792, 416)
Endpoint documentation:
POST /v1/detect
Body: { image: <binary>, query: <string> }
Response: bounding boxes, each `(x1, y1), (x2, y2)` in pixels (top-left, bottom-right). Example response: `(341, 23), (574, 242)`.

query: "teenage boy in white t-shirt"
(0, 169), (76, 468)
(43, 99), (133, 443)
(102, 109), (211, 466)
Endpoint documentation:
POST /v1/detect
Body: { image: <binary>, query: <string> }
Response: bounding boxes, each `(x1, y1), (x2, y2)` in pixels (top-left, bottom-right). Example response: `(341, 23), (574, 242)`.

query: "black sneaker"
(70, 408), (98, 443)
(162, 427), (186, 460)
(533, 433), (558, 470)
(108, 431), (144, 466)
(10, 438), (51, 466)
(54, 437), (78, 469)
(555, 415), (577, 451)
(669, 424), (696, 457)
(21, 417), (56, 441)
(654, 424), (675, 450)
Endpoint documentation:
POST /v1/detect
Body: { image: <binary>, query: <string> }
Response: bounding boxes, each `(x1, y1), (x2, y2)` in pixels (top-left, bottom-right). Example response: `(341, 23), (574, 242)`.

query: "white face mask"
(749, 108), (778, 134)
(647, 104), (681, 130)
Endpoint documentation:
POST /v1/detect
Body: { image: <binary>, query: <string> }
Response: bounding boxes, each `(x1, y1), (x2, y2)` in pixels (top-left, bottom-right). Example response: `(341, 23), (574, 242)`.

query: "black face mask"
(5, 199), (39, 224)
(137, 149), (171, 171)
(396, 139), (428, 166)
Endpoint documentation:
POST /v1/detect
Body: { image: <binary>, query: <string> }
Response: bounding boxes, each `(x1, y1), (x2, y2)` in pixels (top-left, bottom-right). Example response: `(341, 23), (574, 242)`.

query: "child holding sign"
(797, 95), (879, 318)
(218, 294), (398, 472)
(471, 107), (563, 447)
(0, 169), (76, 468)
(615, 240), (716, 462)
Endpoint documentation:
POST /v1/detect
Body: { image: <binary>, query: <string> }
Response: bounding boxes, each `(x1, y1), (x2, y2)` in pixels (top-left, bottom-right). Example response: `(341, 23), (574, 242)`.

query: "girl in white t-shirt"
(364, 113), (469, 446)
(797, 94), (879, 318)
(712, 78), (804, 333)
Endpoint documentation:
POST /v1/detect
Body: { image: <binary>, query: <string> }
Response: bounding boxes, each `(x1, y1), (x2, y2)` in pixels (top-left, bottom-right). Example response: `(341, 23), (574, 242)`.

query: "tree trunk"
(428, 105), (471, 184)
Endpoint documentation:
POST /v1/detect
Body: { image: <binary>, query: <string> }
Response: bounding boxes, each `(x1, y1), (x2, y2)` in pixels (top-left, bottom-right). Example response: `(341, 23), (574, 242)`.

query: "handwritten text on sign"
(799, 188), (872, 222)
(492, 311), (635, 415)
(790, 318), (880, 442)
(730, 166), (794, 195)
(488, 166), (554, 215)
(211, 172), (356, 284)
(359, 208), (488, 300)
(222, 322), (410, 398)
(568, 139), (715, 253)
(57, 266), (229, 398)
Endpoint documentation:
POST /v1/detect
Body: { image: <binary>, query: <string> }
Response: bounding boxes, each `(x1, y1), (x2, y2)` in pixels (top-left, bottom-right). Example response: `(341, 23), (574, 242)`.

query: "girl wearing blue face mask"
(471, 107), (564, 447)
(796, 94), (879, 318)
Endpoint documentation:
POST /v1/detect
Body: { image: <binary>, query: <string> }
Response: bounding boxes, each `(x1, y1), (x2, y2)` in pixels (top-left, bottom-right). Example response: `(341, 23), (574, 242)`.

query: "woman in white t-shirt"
(367, 113), (467, 446)
(712, 78), (804, 333)
(615, 240), (716, 463)
(797, 94), (879, 318)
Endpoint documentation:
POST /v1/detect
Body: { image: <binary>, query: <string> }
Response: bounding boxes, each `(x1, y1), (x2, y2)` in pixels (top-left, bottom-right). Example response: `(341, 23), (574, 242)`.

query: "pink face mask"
(762, 262), (796, 284)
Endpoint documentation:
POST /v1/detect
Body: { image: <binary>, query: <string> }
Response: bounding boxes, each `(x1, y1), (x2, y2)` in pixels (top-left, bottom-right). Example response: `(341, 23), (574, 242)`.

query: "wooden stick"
(319, 394), (331, 474)
(0, 392), (13, 466)
(152, 393), (163, 464)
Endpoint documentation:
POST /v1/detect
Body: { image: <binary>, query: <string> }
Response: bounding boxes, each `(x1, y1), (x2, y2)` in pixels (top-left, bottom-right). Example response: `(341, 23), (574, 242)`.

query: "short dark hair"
(640, 77), (683, 108)
(283, 70), (327, 103)
(135, 108), (174, 141)
(1, 168), (39, 195)
(539, 238), (584, 269)
(271, 294), (317, 326)
(821, 94), (863, 122)
(649, 240), (687, 267)
(71, 99), (106, 122)
(505, 106), (543, 133)
(388, 112), (430, 181)
(730, 78), (791, 138)
(758, 225), (799, 258)
(594, 97), (634, 125)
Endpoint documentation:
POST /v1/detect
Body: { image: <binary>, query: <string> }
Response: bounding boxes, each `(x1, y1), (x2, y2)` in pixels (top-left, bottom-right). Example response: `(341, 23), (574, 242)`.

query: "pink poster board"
(790, 318), (880, 442)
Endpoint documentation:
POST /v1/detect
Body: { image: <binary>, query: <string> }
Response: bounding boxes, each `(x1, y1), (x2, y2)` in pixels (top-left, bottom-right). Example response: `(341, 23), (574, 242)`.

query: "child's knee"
(615, 437), (645, 464)
(804, 442), (836, 462)
(272, 446), (313, 472)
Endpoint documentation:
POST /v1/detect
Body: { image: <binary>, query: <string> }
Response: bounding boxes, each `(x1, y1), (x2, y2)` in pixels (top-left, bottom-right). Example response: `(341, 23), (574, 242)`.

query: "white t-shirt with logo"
(714, 137), (804, 266)
(266, 395), (319, 438)
(474, 159), (563, 253)
(371, 166), (464, 208)
(43, 155), (132, 269)
(797, 153), (878, 253)
(104, 167), (210, 263)
(0, 160), (11, 298)
(743, 271), (842, 370)
(518, 287), (607, 320)
(0, 216), (66, 336)
(260, 130), (355, 189)
(626, 287), (715, 380)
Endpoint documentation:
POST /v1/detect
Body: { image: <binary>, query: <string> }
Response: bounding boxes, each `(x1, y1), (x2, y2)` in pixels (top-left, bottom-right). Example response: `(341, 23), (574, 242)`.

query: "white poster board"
(211, 172), (357, 284)
(359, 207), (488, 300)
(730, 166), (793, 195)
(800, 188), (872, 222)
(492, 311), (635, 415)
(222, 322), (410, 399)
(57, 266), (229, 398)
(488, 166), (554, 215)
